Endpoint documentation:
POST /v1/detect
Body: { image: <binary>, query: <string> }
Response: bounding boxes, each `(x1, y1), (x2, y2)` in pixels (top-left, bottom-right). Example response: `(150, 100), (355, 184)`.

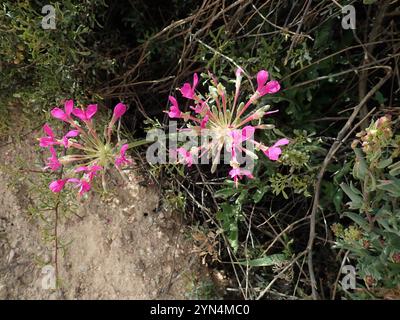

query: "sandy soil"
(0, 132), (200, 300)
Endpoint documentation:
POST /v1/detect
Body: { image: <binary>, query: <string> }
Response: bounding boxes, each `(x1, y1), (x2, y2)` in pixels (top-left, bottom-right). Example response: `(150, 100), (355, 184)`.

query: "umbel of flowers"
(39, 100), (132, 196)
(166, 69), (289, 186)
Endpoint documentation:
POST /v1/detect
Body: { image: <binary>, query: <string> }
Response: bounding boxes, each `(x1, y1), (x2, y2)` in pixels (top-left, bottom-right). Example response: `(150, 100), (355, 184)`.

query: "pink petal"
(90, 165), (103, 172)
(67, 178), (80, 184)
(75, 166), (88, 172)
(86, 104), (97, 120)
(177, 147), (193, 167)
(200, 115), (209, 129)
(273, 138), (289, 147)
(256, 70), (269, 91)
(49, 179), (66, 193)
(120, 144), (129, 156)
(241, 169), (254, 179)
(65, 130), (79, 138)
(265, 147), (282, 161)
(64, 100), (74, 116)
(192, 73), (198, 90)
(168, 96), (178, 108)
(180, 83), (192, 99)
(167, 96), (181, 118)
(235, 67), (243, 77)
(49, 146), (57, 158)
(43, 123), (54, 137)
(264, 80), (280, 94)
(79, 180), (91, 195)
(241, 126), (255, 141)
(39, 137), (54, 147)
(113, 103), (127, 120)
(229, 168), (254, 179)
(72, 108), (86, 121)
(229, 168), (241, 178)
(51, 108), (67, 121)
(230, 130), (242, 145)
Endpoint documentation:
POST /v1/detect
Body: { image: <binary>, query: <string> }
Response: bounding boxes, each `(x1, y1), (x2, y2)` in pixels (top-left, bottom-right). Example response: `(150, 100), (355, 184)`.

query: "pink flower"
(67, 178), (91, 196)
(229, 168), (254, 186)
(191, 99), (208, 114)
(107, 102), (127, 138)
(229, 126), (255, 159)
(256, 70), (281, 97)
(167, 96), (182, 119)
(115, 144), (132, 168)
(45, 146), (61, 171)
(241, 126), (255, 141)
(230, 126), (255, 145)
(39, 124), (58, 147)
(72, 104), (98, 121)
(112, 102), (127, 121)
(263, 138), (289, 161)
(49, 179), (67, 193)
(200, 115), (209, 129)
(176, 147), (193, 167)
(75, 165), (103, 181)
(180, 73), (198, 99)
(50, 100), (74, 122)
(61, 130), (79, 148)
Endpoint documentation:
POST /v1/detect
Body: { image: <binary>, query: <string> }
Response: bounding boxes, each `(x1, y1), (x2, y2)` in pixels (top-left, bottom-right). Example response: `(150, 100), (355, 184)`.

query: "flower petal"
(265, 146), (282, 161)
(264, 80), (280, 94)
(65, 130), (79, 138)
(86, 104), (97, 120)
(43, 123), (54, 137)
(72, 108), (86, 121)
(192, 73), (198, 90)
(113, 102), (127, 120)
(120, 144), (129, 156)
(49, 179), (66, 193)
(256, 70), (269, 91)
(51, 108), (67, 121)
(200, 115), (209, 129)
(273, 138), (289, 147)
(241, 126), (255, 141)
(64, 100), (74, 116)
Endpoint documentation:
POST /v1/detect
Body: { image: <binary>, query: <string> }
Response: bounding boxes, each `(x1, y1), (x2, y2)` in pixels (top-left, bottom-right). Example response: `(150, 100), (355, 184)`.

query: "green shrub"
(334, 115), (400, 298)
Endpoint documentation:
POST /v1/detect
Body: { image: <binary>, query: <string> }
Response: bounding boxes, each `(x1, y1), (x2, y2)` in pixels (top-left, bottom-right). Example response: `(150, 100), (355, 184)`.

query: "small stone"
(7, 249), (15, 263)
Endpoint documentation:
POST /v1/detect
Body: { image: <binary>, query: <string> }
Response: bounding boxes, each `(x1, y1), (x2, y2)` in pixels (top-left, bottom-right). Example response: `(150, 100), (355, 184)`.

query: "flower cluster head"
(39, 100), (132, 196)
(166, 69), (289, 186)
(352, 115), (395, 165)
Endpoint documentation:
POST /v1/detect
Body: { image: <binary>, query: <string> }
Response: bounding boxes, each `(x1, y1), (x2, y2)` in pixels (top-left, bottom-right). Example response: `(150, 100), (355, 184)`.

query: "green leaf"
(237, 254), (286, 267)
(215, 188), (238, 199)
(377, 179), (400, 197)
(216, 204), (241, 253)
(374, 91), (386, 104)
(377, 158), (393, 169)
(340, 182), (363, 209)
(344, 212), (370, 231)
(389, 161), (400, 176)
(353, 148), (368, 180)
(253, 186), (268, 204)
(333, 188), (343, 213)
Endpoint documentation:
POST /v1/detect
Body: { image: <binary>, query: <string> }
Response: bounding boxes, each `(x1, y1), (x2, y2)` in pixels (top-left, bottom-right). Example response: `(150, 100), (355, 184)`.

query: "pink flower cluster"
(166, 69), (289, 186)
(39, 100), (132, 196)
